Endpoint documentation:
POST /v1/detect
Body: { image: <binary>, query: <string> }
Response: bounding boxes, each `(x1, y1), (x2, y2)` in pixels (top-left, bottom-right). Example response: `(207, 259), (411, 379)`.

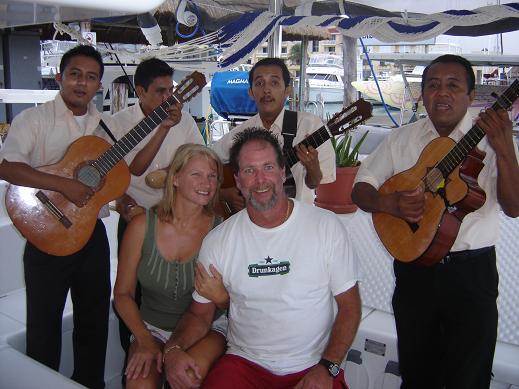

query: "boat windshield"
(307, 73), (339, 82)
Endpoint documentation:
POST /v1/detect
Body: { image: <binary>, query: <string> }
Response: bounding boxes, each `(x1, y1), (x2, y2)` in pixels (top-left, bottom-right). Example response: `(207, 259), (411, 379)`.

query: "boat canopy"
(210, 71), (257, 119)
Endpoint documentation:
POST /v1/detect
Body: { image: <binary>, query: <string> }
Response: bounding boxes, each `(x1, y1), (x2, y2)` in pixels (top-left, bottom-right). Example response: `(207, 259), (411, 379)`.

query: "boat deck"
(0, 180), (518, 389)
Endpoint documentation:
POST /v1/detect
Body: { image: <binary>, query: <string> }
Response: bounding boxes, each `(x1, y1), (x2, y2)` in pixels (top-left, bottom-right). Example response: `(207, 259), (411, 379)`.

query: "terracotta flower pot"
(315, 166), (359, 213)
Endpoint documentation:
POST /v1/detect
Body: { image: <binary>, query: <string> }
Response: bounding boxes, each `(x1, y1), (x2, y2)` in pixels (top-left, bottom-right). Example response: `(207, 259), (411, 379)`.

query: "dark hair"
(134, 57), (174, 90)
(229, 128), (285, 174)
(248, 58), (291, 88)
(421, 54), (475, 94)
(59, 45), (104, 78)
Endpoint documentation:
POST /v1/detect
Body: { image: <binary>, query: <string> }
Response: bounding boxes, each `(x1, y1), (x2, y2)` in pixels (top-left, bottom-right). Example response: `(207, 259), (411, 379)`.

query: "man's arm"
(164, 300), (215, 389)
(476, 108), (519, 217)
(295, 284), (361, 389)
(0, 159), (93, 207)
(129, 103), (183, 176)
(321, 284), (361, 363)
(352, 181), (425, 223)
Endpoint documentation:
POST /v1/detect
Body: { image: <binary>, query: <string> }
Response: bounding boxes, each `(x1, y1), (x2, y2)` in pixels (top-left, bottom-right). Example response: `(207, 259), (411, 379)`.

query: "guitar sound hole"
(77, 165), (101, 188)
(408, 222), (419, 233)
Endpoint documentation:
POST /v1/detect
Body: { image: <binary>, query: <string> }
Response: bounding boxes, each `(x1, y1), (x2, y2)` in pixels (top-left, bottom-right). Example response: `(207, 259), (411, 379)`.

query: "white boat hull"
(308, 86), (344, 103)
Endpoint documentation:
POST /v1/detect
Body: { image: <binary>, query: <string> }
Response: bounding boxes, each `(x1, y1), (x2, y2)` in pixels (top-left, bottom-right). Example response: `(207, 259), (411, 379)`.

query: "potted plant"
(315, 130), (369, 213)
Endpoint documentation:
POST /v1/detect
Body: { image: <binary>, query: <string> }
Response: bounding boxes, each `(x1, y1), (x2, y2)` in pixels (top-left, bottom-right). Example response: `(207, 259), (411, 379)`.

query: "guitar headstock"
(327, 98), (373, 136)
(172, 71), (207, 104)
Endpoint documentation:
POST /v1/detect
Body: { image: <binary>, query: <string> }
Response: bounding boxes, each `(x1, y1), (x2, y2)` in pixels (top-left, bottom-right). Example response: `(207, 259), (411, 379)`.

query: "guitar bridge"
(35, 191), (72, 228)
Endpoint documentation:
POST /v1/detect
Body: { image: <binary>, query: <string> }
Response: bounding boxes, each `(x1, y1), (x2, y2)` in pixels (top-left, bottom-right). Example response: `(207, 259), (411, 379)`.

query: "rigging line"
(106, 42), (136, 96)
(191, 1), (246, 14)
(358, 37), (400, 128)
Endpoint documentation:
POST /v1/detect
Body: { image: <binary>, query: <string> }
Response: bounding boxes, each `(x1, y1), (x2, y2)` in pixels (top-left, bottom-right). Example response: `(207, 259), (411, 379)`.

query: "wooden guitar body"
(373, 137), (486, 265)
(5, 136), (130, 256)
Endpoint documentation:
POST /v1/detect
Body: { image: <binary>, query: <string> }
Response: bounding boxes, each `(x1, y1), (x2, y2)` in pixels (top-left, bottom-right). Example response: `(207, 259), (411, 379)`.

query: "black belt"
(438, 246), (494, 265)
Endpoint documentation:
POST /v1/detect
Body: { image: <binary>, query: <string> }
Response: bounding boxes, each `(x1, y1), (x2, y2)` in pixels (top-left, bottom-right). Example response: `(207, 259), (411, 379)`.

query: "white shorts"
(130, 315), (228, 344)
(130, 321), (171, 344)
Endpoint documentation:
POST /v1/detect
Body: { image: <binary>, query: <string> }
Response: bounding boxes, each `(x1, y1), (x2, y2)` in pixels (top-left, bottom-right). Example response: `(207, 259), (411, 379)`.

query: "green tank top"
(138, 209), (221, 331)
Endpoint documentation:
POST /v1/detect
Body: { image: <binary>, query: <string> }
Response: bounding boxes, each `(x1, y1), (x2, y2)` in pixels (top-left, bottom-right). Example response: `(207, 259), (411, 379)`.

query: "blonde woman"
(114, 143), (227, 389)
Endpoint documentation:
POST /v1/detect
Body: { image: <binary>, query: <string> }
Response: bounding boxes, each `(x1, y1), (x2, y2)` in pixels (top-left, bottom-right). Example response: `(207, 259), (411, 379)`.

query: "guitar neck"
(93, 94), (180, 176)
(284, 125), (330, 168)
(437, 79), (519, 177)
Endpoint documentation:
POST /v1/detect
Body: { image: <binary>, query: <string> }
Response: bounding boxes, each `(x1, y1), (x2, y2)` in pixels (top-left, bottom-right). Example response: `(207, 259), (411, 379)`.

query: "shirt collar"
(54, 92), (101, 122)
(422, 111), (474, 142)
(253, 108), (286, 131)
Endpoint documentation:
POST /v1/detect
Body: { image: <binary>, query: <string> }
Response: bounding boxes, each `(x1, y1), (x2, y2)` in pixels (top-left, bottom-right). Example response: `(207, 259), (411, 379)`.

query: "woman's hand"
(125, 334), (163, 380)
(195, 263), (229, 309)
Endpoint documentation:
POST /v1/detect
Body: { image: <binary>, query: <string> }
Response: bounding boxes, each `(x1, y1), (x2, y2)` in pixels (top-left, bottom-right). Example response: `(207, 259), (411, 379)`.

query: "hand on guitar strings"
(476, 108), (515, 157)
(159, 102), (183, 131)
(393, 187), (425, 224)
(295, 144), (319, 172)
(62, 178), (94, 208)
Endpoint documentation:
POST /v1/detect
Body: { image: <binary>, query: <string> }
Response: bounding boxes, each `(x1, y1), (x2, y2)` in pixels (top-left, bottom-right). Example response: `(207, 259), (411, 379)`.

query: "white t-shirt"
(193, 200), (359, 374)
(112, 103), (205, 209)
(354, 112), (519, 251)
(211, 109), (336, 204)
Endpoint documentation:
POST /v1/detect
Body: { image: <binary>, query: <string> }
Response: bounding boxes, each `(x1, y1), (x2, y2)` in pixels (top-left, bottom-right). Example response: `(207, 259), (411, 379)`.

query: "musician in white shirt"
(352, 54), (519, 389)
(0, 45), (123, 389)
(212, 57), (335, 211)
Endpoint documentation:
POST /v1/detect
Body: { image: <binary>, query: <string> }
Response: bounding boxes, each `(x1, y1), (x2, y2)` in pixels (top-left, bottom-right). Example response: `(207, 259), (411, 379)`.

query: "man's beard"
(247, 187), (278, 212)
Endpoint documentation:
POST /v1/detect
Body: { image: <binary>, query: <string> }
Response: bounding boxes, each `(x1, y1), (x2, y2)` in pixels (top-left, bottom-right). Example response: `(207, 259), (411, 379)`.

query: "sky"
(350, 0), (519, 55)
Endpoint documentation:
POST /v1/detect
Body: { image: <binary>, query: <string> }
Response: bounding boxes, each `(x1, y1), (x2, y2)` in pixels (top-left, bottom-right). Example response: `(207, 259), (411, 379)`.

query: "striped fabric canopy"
(55, 2), (519, 71)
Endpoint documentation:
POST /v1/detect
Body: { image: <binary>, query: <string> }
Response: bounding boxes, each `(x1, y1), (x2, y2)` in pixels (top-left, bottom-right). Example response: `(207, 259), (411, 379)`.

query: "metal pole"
(267, 0), (282, 57)
(342, 35), (357, 107)
(298, 37), (309, 111)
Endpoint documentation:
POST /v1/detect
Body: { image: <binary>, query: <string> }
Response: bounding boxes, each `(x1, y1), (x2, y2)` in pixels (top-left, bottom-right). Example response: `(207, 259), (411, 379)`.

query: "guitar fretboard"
(284, 126), (331, 168)
(436, 79), (519, 178)
(91, 94), (180, 176)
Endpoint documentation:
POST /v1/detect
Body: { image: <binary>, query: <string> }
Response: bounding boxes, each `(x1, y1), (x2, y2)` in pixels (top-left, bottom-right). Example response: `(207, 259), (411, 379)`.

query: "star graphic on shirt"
(265, 256), (273, 264)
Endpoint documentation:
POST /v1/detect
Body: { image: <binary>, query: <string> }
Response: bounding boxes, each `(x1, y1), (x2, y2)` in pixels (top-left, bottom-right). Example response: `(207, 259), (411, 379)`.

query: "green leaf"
(333, 130), (369, 167)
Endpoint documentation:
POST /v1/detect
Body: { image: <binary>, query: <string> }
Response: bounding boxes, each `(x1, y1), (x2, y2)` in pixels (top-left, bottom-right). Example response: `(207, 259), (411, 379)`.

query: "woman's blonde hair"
(156, 143), (223, 222)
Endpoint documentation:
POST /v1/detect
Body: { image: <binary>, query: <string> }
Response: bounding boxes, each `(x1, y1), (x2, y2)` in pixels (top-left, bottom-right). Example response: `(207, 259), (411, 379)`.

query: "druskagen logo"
(248, 256), (290, 277)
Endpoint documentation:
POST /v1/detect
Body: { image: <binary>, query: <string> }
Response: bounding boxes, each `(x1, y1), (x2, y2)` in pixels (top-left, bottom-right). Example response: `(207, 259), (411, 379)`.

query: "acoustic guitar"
(5, 71), (207, 256)
(220, 98), (373, 214)
(373, 79), (519, 266)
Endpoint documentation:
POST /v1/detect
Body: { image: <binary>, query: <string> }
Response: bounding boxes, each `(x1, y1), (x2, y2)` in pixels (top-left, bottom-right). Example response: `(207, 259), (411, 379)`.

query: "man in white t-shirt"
(164, 128), (360, 389)
(212, 57), (336, 211)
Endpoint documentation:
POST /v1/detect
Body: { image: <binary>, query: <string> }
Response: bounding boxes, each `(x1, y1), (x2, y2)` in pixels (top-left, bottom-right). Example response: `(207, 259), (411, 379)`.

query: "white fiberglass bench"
(339, 210), (519, 389)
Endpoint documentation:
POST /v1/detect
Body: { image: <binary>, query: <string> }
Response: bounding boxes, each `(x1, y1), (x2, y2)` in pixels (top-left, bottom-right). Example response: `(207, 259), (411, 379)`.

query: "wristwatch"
(318, 358), (341, 378)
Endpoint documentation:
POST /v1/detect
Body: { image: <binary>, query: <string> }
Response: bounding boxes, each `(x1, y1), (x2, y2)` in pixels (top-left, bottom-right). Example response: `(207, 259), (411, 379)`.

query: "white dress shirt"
(355, 112), (519, 251)
(112, 103), (204, 209)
